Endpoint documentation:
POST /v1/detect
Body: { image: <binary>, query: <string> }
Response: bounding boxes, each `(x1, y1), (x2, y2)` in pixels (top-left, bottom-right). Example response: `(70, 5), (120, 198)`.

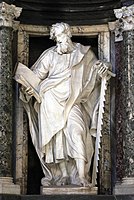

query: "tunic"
(20, 43), (100, 184)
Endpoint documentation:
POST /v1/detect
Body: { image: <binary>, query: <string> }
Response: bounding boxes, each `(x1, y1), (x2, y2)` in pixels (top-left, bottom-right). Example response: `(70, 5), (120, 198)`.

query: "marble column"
(0, 2), (22, 194)
(110, 4), (134, 195)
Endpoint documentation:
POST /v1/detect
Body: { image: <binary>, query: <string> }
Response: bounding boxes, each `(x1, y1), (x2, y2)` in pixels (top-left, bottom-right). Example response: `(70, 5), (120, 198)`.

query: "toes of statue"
(79, 177), (91, 187)
(41, 177), (52, 186)
(56, 176), (70, 186)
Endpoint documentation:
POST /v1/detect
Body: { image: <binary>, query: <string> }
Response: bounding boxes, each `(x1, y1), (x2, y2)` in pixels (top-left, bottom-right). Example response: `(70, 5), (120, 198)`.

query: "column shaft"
(0, 26), (13, 177)
(123, 30), (134, 178)
(113, 4), (134, 194)
(0, 2), (22, 194)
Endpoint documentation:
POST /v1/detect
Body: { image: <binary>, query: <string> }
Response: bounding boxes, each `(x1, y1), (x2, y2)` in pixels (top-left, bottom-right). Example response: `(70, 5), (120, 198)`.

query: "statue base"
(0, 177), (20, 194)
(114, 178), (134, 195)
(40, 186), (98, 195)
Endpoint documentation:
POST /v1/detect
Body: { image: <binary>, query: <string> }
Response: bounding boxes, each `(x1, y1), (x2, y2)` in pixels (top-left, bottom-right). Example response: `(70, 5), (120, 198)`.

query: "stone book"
(14, 62), (41, 103)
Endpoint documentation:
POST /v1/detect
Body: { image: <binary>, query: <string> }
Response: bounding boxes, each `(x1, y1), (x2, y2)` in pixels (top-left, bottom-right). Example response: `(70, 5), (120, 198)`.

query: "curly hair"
(50, 22), (72, 40)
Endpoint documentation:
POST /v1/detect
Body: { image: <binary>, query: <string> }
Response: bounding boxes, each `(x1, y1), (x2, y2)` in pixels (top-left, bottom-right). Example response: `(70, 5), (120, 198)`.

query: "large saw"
(92, 67), (115, 186)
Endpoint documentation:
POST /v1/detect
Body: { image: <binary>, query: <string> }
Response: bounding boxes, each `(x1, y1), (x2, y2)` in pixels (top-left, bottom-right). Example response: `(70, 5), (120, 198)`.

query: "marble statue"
(17, 22), (113, 187)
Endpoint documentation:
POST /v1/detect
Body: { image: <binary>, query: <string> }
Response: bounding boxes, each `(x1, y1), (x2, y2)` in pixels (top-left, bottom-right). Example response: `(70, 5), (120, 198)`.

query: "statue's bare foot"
(56, 176), (70, 186)
(41, 177), (52, 186)
(79, 177), (91, 187)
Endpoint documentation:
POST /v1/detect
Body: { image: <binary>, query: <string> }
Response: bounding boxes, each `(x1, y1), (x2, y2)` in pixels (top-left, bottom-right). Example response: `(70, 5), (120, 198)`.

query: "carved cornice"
(0, 2), (22, 28)
(109, 4), (134, 41)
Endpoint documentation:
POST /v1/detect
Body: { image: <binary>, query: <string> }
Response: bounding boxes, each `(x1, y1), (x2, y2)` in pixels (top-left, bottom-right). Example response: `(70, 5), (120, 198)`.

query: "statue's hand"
(20, 85), (26, 93)
(25, 87), (34, 96)
(96, 60), (108, 78)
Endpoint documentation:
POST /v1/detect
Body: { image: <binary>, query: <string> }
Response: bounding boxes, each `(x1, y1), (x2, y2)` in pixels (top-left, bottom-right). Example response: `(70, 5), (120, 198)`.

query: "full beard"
(56, 42), (69, 54)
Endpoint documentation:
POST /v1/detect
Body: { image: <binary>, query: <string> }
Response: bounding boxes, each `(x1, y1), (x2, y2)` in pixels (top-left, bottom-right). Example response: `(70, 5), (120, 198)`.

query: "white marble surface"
(40, 186), (97, 195)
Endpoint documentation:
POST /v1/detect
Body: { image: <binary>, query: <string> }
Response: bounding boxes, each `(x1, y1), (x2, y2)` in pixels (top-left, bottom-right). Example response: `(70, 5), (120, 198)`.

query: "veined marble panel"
(0, 27), (13, 177)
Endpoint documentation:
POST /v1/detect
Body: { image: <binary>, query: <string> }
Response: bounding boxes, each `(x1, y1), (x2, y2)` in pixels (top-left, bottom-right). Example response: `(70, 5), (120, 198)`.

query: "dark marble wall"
(110, 32), (116, 191)
(0, 27), (13, 176)
(115, 41), (125, 181)
(115, 30), (134, 181)
(123, 31), (134, 177)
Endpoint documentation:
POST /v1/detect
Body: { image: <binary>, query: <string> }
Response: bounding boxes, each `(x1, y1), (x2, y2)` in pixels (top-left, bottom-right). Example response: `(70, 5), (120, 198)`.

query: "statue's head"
(50, 22), (72, 41)
(50, 22), (74, 54)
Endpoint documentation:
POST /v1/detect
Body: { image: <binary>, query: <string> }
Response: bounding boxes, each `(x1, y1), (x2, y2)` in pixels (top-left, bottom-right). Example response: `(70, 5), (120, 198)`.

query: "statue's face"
(55, 32), (68, 44)
(55, 32), (70, 54)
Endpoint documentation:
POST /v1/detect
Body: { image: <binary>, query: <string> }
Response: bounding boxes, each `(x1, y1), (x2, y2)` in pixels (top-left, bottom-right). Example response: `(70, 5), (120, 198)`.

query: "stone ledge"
(114, 184), (134, 195)
(0, 177), (20, 195)
(40, 186), (97, 195)
(114, 178), (134, 195)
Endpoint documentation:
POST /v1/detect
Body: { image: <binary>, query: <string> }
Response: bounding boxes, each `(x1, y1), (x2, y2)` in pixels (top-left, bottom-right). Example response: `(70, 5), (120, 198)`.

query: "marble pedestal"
(0, 177), (20, 194)
(40, 186), (97, 195)
(114, 178), (134, 195)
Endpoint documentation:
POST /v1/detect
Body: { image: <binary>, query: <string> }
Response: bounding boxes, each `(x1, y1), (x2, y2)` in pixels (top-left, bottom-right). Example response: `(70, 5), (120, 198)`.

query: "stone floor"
(0, 195), (134, 200)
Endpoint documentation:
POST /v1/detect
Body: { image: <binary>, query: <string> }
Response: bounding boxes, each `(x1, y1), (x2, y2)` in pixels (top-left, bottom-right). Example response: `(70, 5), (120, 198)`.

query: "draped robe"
(20, 43), (101, 185)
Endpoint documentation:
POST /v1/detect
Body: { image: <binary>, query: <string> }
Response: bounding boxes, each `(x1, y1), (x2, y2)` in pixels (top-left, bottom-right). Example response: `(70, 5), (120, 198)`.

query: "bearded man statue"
(19, 22), (112, 187)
